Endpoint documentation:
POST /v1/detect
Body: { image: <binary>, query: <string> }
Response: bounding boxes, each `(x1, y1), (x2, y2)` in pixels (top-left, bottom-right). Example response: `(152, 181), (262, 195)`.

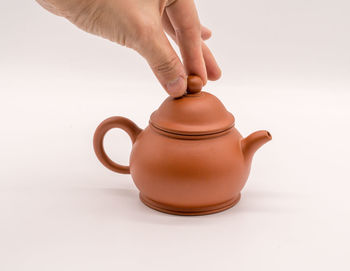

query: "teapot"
(93, 76), (271, 215)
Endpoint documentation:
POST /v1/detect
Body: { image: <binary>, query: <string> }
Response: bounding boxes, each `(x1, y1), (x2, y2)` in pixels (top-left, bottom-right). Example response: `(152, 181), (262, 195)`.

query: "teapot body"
(129, 125), (250, 215)
(93, 84), (271, 215)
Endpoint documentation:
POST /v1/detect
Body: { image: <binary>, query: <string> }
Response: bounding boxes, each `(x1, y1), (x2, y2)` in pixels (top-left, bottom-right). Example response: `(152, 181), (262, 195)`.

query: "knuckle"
(153, 55), (179, 74)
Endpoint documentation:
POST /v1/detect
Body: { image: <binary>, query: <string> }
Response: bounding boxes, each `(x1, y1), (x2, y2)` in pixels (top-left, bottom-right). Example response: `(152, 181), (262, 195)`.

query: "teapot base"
(139, 193), (241, 216)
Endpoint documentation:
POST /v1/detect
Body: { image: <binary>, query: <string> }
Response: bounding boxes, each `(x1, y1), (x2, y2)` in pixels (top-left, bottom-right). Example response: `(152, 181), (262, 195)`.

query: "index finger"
(166, 0), (207, 84)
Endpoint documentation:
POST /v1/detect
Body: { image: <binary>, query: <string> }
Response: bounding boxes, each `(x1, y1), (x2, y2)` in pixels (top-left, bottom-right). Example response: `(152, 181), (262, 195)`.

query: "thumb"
(135, 30), (187, 97)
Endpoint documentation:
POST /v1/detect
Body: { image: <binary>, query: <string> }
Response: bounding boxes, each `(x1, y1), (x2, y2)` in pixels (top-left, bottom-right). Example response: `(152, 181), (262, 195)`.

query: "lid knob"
(187, 75), (203, 94)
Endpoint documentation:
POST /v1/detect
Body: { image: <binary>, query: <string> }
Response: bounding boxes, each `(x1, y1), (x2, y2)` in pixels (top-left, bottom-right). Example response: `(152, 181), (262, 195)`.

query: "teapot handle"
(93, 116), (142, 174)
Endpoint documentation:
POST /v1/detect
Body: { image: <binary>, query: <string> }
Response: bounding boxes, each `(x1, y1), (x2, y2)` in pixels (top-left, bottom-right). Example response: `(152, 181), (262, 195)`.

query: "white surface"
(1, 1), (350, 270)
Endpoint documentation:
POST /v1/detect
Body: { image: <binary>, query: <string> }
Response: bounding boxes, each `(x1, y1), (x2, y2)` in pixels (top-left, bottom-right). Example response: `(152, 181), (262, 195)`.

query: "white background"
(1, 1), (350, 270)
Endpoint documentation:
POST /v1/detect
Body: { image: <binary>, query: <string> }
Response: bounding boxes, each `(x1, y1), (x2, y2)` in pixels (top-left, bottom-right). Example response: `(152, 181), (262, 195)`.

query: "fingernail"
(166, 76), (186, 97)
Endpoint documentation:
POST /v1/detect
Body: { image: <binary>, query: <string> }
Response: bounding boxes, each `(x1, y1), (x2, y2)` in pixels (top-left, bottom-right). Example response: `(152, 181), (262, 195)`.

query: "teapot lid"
(150, 76), (235, 135)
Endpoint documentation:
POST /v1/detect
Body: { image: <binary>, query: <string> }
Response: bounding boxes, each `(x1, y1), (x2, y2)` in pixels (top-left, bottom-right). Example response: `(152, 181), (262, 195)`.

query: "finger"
(166, 0), (207, 84)
(201, 25), (212, 40)
(162, 13), (211, 41)
(161, 11), (176, 37)
(202, 42), (221, 80)
(162, 13), (221, 81)
(135, 28), (186, 97)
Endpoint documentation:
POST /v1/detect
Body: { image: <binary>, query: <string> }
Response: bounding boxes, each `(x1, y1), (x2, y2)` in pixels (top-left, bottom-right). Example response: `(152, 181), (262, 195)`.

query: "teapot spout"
(241, 130), (272, 161)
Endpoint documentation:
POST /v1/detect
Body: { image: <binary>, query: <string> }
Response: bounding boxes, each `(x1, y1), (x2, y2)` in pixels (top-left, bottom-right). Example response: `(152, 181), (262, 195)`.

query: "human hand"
(36, 0), (221, 97)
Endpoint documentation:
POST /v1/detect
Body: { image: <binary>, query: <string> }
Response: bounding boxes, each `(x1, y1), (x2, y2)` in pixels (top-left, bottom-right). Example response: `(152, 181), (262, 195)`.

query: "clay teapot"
(93, 76), (271, 215)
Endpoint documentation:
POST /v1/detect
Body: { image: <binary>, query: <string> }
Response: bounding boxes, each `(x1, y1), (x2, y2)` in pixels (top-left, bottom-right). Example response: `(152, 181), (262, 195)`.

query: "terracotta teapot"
(93, 76), (271, 215)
